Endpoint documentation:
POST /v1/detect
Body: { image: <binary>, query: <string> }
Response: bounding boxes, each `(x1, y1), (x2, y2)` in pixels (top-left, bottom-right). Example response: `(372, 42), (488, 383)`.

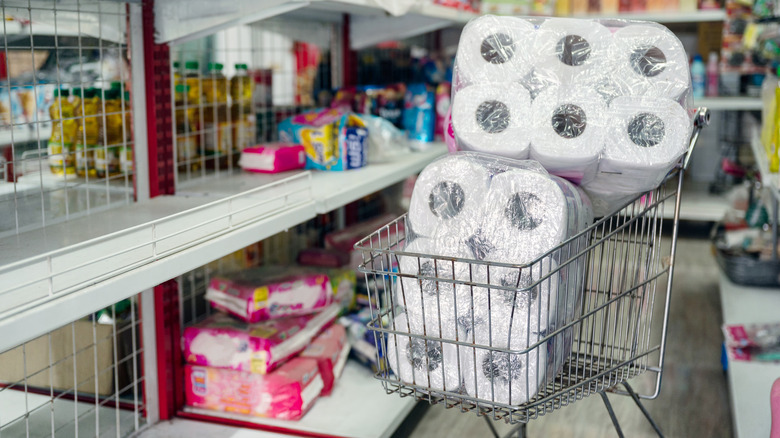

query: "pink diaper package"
(184, 357), (323, 421)
(183, 303), (340, 374)
(238, 143), (306, 173)
(300, 324), (350, 396)
(205, 267), (333, 323)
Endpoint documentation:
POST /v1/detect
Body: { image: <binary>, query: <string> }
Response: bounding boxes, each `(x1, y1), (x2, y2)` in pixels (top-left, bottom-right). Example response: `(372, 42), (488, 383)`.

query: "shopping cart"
(355, 108), (710, 437)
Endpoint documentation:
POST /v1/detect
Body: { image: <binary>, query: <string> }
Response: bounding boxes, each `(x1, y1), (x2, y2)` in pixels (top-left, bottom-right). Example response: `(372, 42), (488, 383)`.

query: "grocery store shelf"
(749, 126), (780, 201)
(158, 361), (416, 438)
(667, 181), (728, 221)
(718, 273), (780, 438)
(571, 9), (726, 23)
(696, 97), (762, 111)
(0, 146), (445, 353)
(0, 125), (52, 147)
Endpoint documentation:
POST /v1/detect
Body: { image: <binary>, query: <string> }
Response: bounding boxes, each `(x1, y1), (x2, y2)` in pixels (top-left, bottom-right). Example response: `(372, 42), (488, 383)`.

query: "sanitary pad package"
(184, 357), (323, 421)
(300, 324), (350, 396)
(205, 267), (333, 323)
(238, 144), (306, 173)
(183, 304), (340, 374)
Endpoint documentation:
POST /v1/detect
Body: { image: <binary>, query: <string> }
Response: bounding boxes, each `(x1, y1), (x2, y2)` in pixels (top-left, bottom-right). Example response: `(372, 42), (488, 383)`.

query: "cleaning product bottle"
(75, 88), (100, 178)
(47, 89), (75, 176)
(691, 54), (706, 99)
(706, 52), (719, 97)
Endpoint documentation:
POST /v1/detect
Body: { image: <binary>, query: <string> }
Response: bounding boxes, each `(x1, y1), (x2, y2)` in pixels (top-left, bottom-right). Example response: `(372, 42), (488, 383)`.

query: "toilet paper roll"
(530, 86), (608, 185)
(409, 154), (491, 237)
(598, 96), (690, 192)
(611, 24), (691, 100)
(476, 169), (578, 264)
(533, 19), (614, 87)
(454, 16), (536, 86)
(396, 238), (463, 340)
(386, 313), (462, 392)
(451, 83), (533, 159)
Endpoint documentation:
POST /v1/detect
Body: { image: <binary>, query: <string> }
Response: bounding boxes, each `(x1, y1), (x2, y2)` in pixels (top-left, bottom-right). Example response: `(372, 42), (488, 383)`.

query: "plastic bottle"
(772, 66), (780, 173)
(95, 89), (123, 178)
(230, 63), (252, 106)
(691, 54), (706, 99)
(47, 89), (75, 176)
(203, 62), (227, 105)
(119, 91), (134, 176)
(184, 61), (202, 107)
(75, 88), (101, 178)
(706, 52), (719, 97)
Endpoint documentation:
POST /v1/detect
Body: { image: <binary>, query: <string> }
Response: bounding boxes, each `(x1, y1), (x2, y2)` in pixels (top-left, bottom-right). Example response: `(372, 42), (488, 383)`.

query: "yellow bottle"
(47, 89), (76, 176)
(772, 67), (780, 173)
(96, 89), (123, 178)
(75, 88), (101, 178)
(203, 62), (227, 105)
(118, 91), (134, 176)
(230, 63), (252, 107)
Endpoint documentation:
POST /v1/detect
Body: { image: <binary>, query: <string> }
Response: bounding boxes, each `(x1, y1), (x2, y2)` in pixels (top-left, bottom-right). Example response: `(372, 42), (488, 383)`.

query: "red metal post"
(153, 279), (181, 420)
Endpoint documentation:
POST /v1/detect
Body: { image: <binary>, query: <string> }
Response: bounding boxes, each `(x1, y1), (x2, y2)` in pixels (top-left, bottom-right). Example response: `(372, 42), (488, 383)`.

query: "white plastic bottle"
(691, 54), (706, 99)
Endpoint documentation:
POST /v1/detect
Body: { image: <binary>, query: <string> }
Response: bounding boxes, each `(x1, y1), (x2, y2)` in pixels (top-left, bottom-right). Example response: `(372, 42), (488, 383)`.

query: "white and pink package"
(205, 267), (332, 323)
(238, 143), (306, 173)
(183, 304), (340, 374)
(299, 324), (350, 396)
(184, 357), (323, 421)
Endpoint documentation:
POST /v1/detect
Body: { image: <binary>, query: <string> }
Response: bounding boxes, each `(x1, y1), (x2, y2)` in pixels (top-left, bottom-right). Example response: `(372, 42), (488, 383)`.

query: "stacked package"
(184, 265), (352, 421)
(450, 16), (693, 216)
(387, 153), (593, 405)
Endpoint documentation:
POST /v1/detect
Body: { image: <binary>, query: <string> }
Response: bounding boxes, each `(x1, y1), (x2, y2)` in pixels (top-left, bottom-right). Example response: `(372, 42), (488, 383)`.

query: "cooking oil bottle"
(203, 62), (227, 105)
(47, 88), (76, 176)
(75, 88), (100, 178)
(230, 63), (252, 107)
(95, 89), (124, 178)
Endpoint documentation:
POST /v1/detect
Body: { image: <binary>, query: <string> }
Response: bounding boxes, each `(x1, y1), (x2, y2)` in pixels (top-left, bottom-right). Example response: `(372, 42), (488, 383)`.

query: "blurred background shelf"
(696, 97), (763, 111)
(572, 9), (727, 23)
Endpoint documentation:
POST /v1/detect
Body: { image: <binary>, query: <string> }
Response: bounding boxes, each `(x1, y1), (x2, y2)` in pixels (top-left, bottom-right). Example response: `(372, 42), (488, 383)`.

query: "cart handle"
(683, 107), (710, 171)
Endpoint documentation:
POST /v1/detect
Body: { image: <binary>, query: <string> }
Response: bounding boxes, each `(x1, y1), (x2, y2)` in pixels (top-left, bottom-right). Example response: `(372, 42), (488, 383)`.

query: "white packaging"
(451, 83), (533, 159)
(454, 16), (536, 87)
(529, 86), (608, 185)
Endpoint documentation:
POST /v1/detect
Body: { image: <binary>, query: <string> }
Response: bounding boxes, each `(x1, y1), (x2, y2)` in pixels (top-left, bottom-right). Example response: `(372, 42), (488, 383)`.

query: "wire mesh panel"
(170, 17), (340, 187)
(355, 169), (682, 424)
(0, 293), (146, 436)
(0, 0), (134, 238)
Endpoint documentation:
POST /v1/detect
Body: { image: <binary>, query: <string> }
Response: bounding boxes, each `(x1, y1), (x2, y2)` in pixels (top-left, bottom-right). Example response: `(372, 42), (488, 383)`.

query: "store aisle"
(405, 235), (731, 438)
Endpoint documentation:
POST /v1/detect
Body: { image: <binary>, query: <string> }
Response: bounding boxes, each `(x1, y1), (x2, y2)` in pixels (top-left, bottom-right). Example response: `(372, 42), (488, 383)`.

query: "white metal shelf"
(0, 145), (445, 354)
(696, 97), (763, 111)
(142, 361), (416, 438)
(718, 273), (780, 438)
(571, 8), (726, 23)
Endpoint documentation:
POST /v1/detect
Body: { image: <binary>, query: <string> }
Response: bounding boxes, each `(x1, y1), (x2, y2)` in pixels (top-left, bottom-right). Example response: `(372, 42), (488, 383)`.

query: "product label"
(253, 286), (269, 310)
(250, 351), (268, 374)
(177, 134), (198, 161)
(47, 142), (65, 169)
(204, 122), (232, 154)
(191, 369), (208, 396)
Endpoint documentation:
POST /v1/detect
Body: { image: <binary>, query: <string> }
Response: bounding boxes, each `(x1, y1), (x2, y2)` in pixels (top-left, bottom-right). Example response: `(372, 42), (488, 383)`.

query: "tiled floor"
(405, 234), (731, 438)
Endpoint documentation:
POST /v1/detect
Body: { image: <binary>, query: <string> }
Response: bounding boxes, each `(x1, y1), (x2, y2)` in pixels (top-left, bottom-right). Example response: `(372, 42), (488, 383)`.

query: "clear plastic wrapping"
(450, 16), (693, 215)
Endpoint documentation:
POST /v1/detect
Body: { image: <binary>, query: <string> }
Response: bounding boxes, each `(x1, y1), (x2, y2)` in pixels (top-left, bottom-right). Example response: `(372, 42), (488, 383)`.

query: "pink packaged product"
(205, 267), (332, 323)
(296, 248), (350, 268)
(183, 303), (340, 374)
(238, 143), (306, 173)
(184, 357), (323, 421)
(300, 324), (350, 396)
(324, 214), (405, 270)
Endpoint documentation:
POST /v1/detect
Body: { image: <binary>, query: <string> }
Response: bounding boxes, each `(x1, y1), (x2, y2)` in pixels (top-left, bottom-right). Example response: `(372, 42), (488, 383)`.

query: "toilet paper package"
(182, 304), (340, 374)
(205, 267), (332, 323)
(385, 312), (462, 392)
(184, 358), (323, 421)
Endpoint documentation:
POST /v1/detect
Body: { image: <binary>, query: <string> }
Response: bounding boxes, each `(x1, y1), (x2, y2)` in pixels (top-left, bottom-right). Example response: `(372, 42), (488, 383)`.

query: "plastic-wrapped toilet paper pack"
(532, 19), (613, 88)
(584, 96), (690, 216)
(611, 24), (691, 101)
(408, 154), (491, 238)
(451, 83), (533, 159)
(386, 312), (462, 392)
(454, 15), (536, 87)
(530, 86), (608, 185)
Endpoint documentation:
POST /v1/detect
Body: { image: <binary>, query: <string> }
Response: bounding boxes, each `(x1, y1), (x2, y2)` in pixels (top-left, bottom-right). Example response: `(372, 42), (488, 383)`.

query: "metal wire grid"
(0, 293), (146, 437)
(170, 17), (341, 188)
(0, 0), (134, 238)
(355, 170), (680, 424)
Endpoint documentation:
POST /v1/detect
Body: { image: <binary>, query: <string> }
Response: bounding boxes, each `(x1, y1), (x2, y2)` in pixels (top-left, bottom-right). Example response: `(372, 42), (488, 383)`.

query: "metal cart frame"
(355, 108), (710, 438)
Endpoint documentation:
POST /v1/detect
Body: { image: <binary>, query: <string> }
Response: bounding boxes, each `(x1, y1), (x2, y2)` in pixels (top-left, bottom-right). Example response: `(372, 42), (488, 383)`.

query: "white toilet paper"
(533, 19), (614, 87)
(386, 312), (462, 392)
(611, 24), (691, 100)
(451, 83), (533, 160)
(408, 154), (491, 237)
(454, 15), (536, 86)
(530, 86), (608, 185)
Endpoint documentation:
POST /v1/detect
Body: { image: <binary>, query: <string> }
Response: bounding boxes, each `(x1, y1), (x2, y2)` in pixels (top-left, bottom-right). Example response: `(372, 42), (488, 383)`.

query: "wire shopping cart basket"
(355, 108), (709, 437)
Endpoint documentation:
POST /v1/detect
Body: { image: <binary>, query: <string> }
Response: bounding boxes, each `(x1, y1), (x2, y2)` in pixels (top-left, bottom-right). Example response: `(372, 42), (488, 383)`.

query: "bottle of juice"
(75, 88), (101, 178)
(230, 63), (252, 107)
(95, 89), (123, 178)
(47, 88), (76, 176)
(203, 62), (227, 105)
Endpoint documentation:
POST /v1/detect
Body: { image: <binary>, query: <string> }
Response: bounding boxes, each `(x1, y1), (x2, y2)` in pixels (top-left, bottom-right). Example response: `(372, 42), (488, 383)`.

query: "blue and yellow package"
(278, 108), (368, 171)
(403, 83), (435, 144)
